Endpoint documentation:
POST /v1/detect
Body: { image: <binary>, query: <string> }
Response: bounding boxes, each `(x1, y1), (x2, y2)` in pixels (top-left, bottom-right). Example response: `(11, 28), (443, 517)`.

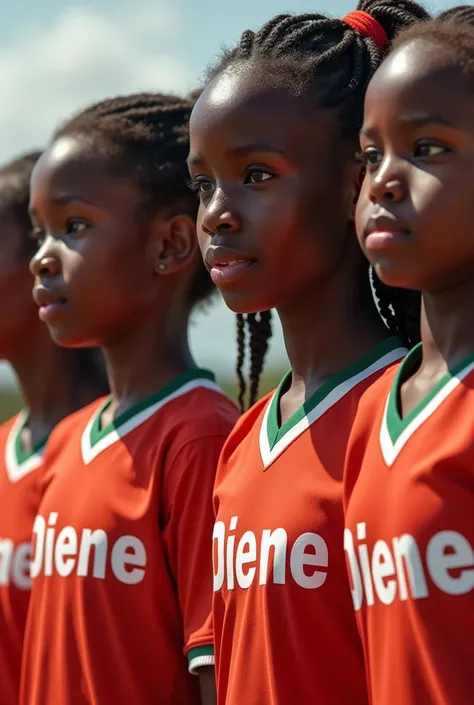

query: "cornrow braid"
(391, 13), (474, 98)
(235, 311), (273, 412)
(206, 1), (427, 402)
(54, 93), (215, 308)
(248, 311), (273, 408)
(208, 1), (429, 137)
(370, 268), (421, 348)
(438, 5), (474, 24)
(235, 313), (247, 412)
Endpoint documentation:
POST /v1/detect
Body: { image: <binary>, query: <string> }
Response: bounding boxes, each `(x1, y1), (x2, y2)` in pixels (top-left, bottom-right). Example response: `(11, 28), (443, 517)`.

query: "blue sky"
(0, 0), (452, 385)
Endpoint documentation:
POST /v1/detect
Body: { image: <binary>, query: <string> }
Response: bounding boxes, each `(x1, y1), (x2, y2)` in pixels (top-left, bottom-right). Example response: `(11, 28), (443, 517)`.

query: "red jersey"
(20, 369), (238, 705)
(0, 411), (46, 705)
(344, 344), (474, 705)
(210, 338), (405, 705)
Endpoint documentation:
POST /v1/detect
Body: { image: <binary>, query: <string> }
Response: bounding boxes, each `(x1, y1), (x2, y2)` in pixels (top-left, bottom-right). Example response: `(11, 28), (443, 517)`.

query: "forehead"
(366, 39), (474, 126)
(30, 135), (137, 207)
(190, 64), (340, 158)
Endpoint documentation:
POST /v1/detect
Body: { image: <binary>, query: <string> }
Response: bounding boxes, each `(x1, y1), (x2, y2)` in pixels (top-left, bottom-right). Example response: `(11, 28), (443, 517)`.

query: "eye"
(187, 177), (214, 197)
(356, 148), (382, 169)
(244, 168), (274, 185)
(65, 218), (89, 235)
(414, 141), (450, 159)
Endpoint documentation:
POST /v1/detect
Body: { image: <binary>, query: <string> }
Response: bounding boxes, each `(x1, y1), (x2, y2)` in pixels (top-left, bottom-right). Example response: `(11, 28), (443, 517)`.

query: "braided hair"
(54, 93), (214, 309)
(390, 10), (474, 92)
(206, 1), (427, 410)
(438, 5), (474, 24)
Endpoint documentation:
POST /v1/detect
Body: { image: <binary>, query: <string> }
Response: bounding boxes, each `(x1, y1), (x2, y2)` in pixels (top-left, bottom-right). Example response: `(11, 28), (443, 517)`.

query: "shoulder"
(158, 382), (239, 444)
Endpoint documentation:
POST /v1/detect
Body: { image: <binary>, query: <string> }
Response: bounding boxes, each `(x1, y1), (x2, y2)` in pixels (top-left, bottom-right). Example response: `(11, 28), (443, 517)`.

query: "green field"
(0, 368), (287, 424)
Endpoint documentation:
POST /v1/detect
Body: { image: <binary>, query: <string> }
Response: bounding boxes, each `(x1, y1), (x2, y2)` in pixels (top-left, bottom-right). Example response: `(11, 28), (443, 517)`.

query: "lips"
(33, 285), (69, 324)
(364, 215), (411, 252)
(205, 245), (256, 285)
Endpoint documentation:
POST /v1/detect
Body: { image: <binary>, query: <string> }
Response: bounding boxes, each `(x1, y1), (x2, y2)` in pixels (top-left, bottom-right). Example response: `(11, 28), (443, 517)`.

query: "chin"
(48, 326), (100, 350)
(371, 260), (422, 292)
(220, 291), (276, 316)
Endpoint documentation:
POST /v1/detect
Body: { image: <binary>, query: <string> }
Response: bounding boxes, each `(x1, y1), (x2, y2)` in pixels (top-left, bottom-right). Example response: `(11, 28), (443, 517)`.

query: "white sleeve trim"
(189, 653), (215, 675)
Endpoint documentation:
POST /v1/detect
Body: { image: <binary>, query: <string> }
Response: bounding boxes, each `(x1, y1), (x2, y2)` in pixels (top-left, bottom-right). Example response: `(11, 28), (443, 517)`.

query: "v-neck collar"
(5, 410), (47, 483)
(259, 337), (406, 469)
(380, 344), (474, 466)
(81, 368), (220, 465)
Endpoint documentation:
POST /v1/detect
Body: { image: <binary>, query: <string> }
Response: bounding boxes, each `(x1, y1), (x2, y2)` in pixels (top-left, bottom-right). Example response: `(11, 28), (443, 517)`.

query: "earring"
(158, 262), (167, 271)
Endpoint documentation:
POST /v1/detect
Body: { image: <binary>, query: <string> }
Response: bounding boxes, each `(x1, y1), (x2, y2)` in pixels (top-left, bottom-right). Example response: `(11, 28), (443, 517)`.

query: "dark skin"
(357, 38), (474, 418)
(188, 64), (387, 422)
(28, 137), (215, 703)
(0, 180), (104, 448)
(29, 135), (200, 422)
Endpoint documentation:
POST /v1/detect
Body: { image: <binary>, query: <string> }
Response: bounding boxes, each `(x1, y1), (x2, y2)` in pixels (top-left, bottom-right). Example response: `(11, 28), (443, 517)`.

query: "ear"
(149, 213), (198, 276)
(346, 157), (364, 223)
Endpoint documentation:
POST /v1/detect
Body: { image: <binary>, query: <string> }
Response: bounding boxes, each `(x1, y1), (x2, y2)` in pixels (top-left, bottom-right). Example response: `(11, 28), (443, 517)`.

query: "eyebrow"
(360, 112), (454, 137)
(51, 193), (96, 206)
(187, 143), (286, 167)
(186, 154), (201, 166)
(28, 193), (96, 218)
(228, 143), (286, 157)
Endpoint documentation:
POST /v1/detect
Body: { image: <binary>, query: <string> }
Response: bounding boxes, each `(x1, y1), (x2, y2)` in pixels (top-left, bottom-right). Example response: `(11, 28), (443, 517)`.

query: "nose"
(200, 187), (241, 236)
(368, 157), (407, 205)
(29, 237), (61, 278)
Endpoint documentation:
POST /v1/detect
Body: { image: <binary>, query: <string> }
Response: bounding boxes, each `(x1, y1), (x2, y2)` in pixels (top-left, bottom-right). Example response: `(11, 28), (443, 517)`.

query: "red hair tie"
(342, 10), (388, 50)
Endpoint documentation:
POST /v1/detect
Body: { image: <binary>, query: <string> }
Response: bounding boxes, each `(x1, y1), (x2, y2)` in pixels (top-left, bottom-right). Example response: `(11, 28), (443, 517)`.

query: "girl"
(345, 10), (474, 705)
(22, 94), (239, 705)
(0, 151), (108, 705)
(187, 2), (426, 704)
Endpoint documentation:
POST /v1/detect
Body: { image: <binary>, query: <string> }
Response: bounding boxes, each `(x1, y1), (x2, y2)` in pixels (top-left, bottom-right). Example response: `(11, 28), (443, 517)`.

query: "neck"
(102, 306), (195, 405)
(278, 251), (388, 384)
(420, 278), (474, 367)
(9, 325), (99, 429)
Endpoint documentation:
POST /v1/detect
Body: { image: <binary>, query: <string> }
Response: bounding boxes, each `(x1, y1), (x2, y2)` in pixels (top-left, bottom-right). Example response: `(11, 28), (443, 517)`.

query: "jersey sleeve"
(161, 434), (225, 674)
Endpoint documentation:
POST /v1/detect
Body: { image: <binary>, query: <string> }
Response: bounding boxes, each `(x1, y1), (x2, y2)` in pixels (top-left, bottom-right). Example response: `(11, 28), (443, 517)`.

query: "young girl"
(345, 11), (474, 705)
(187, 2), (427, 704)
(0, 151), (108, 705)
(21, 94), (239, 705)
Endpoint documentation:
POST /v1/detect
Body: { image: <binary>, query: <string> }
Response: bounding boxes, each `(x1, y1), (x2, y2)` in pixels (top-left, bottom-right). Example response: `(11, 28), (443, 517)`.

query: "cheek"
(196, 207), (208, 260)
(355, 179), (371, 244)
(411, 169), (474, 251)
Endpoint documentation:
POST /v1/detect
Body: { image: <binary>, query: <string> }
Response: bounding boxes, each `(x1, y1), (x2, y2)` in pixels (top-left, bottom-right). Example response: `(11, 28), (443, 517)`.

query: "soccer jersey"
(20, 369), (239, 705)
(344, 344), (474, 705)
(210, 338), (405, 705)
(0, 411), (46, 705)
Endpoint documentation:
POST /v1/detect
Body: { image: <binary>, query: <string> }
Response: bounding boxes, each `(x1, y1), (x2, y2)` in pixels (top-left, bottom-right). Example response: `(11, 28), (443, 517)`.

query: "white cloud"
(0, 2), (190, 160)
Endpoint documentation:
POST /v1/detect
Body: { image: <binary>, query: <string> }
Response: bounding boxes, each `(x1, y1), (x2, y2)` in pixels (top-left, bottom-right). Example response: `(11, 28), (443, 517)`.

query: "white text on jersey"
(31, 513), (147, 585)
(0, 539), (31, 589)
(213, 516), (329, 590)
(344, 522), (474, 609)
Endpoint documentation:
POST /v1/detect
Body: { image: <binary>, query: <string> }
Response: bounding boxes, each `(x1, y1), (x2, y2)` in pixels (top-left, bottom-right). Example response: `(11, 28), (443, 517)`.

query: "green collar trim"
(81, 369), (219, 465)
(5, 410), (47, 482)
(259, 337), (406, 468)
